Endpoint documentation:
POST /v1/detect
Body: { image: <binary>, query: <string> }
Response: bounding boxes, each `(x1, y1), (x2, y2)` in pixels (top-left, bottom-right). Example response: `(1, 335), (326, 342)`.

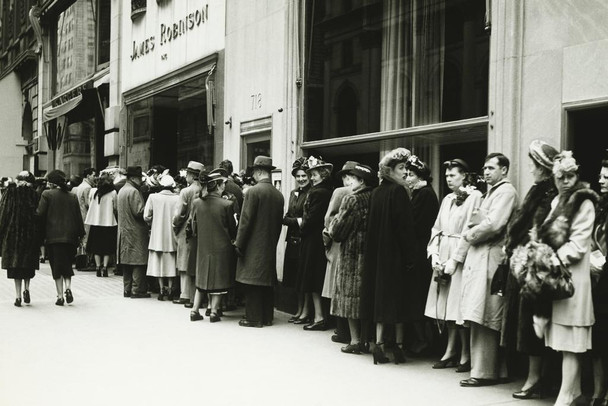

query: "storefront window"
(304, 0), (489, 141)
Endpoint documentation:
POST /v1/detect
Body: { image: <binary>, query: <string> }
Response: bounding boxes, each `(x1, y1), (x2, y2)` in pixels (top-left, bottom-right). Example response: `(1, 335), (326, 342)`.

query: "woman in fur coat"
(0, 172), (40, 306)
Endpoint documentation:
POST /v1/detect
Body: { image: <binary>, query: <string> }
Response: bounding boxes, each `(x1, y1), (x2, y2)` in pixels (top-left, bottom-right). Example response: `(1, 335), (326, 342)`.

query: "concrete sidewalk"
(0, 264), (553, 406)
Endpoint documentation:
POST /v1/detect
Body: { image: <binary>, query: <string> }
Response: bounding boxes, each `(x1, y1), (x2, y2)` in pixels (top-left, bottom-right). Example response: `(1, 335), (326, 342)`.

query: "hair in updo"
(311, 167), (331, 180)
(378, 147), (411, 180)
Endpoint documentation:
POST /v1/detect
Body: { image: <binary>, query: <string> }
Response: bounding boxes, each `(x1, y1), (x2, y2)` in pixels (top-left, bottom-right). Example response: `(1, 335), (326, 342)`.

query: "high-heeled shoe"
(14, 298), (21, 307)
(455, 360), (471, 373)
(96, 267), (102, 277)
(432, 356), (459, 369)
(512, 380), (543, 399)
(65, 289), (73, 304)
(55, 297), (64, 306)
(372, 343), (390, 365)
(293, 317), (311, 325)
(288, 315), (300, 323)
(102, 267), (108, 277)
(341, 343), (362, 354)
(190, 311), (204, 321)
(23, 290), (30, 304)
(393, 344), (406, 364)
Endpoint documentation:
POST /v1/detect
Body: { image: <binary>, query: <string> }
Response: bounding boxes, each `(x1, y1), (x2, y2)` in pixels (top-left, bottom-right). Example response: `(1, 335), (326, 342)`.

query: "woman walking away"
(282, 157), (311, 322)
(361, 147), (417, 365)
(189, 170), (238, 322)
(425, 159), (481, 372)
(144, 174), (180, 300)
(328, 164), (375, 354)
(36, 170), (85, 306)
(85, 173), (118, 277)
(0, 171), (40, 306)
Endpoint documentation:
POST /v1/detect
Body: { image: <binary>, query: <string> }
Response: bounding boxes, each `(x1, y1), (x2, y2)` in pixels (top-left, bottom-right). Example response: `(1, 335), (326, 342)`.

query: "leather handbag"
(490, 258), (509, 296)
(74, 243), (88, 270)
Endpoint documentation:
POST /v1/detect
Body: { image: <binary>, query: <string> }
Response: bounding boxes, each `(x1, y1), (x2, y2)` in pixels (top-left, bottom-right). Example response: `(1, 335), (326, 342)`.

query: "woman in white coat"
(85, 173), (117, 277)
(425, 159), (481, 372)
(144, 174), (180, 300)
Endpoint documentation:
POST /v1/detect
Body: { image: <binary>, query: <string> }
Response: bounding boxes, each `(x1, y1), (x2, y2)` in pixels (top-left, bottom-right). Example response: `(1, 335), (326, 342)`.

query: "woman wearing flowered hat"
(144, 173), (181, 301)
(296, 156), (334, 330)
(361, 147), (417, 364)
(282, 157), (311, 322)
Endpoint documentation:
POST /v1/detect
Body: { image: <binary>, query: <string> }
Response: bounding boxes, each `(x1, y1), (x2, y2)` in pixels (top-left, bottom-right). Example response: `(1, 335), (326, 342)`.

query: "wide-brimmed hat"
(291, 157), (309, 176)
(305, 156), (333, 174)
(209, 167), (229, 179)
(252, 156), (276, 170)
(159, 175), (175, 188)
(336, 161), (359, 177)
(529, 140), (559, 170)
(126, 166), (143, 178)
(200, 171), (227, 185)
(347, 164), (376, 185)
(46, 169), (67, 185)
(443, 158), (470, 172)
(186, 161), (205, 175)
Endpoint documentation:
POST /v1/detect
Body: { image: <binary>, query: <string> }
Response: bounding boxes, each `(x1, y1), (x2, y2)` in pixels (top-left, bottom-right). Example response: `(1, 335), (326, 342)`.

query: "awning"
(43, 93), (83, 122)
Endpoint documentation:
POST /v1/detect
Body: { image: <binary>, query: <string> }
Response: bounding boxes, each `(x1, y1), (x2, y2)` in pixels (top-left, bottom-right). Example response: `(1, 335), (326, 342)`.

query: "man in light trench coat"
(235, 156), (284, 328)
(459, 153), (519, 387)
(117, 166), (150, 298)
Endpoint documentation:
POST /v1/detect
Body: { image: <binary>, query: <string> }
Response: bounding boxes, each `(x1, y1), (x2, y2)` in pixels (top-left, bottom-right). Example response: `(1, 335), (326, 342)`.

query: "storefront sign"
(131, 4), (209, 61)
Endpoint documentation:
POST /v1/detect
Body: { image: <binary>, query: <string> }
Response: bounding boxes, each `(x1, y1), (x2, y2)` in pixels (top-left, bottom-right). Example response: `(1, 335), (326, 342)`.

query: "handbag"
(543, 255), (575, 300)
(490, 258), (509, 296)
(75, 243), (88, 270)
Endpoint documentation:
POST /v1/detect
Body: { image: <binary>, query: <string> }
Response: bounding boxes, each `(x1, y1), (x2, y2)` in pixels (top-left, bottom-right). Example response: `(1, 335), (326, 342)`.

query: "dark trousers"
(123, 265), (147, 294)
(243, 284), (274, 324)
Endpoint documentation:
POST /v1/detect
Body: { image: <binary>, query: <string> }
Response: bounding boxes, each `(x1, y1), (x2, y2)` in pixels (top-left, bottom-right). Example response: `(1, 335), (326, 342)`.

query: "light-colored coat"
(425, 189), (482, 321)
(116, 181), (148, 265)
(144, 190), (180, 252)
(173, 181), (202, 271)
(460, 180), (518, 330)
(75, 180), (93, 221)
(85, 189), (117, 226)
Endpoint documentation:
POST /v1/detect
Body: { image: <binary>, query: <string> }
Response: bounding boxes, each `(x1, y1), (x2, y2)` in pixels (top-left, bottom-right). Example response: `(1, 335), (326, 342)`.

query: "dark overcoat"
(36, 188), (85, 245)
(235, 179), (284, 286)
(361, 177), (418, 323)
(410, 184), (439, 319)
(116, 180), (149, 265)
(192, 195), (237, 291)
(282, 184), (310, 288)
(328, 186), (373, 319)
(0, 183), (40, 270)
(296, 178), (333, 294)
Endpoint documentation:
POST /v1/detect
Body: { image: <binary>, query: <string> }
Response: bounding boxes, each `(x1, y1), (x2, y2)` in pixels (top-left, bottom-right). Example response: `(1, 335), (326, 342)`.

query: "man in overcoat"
(117, 166), (150, 298)
(172, 161), (204, 306)
(459, 153), (518, 387)
(235, 156), (284, 327)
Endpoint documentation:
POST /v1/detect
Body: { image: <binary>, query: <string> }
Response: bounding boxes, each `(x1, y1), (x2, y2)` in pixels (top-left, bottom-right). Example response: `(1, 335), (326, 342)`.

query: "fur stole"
(505, 178), (557, 253)
(538, 183), (599, 251)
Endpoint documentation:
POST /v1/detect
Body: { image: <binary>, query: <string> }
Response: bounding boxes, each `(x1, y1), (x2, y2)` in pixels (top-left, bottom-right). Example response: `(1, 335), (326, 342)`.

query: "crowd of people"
(1, 141), (608, 406)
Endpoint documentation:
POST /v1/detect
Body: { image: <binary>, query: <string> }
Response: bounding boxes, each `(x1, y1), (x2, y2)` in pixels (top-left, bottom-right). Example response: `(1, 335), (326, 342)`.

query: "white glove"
(444, 259), (458, 276)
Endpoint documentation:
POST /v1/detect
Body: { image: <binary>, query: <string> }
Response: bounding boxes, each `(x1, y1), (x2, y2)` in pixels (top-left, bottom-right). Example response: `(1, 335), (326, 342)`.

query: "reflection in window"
(305, 0), (489, 141)
(336, 85), (357, 137)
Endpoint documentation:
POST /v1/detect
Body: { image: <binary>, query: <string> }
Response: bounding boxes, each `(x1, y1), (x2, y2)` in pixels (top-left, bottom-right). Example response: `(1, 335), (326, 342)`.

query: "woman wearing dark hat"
(296, 156), (334, 330)
(500, 139), (559, 399)
(405, 155), (439, 355)
(361, 147), (416, 364)
(328, 164), (375, 354)
(424, 159), (481, 371)
(0, 171), (40, 306)
(36, 169), (85, 305)
(189, 171), (238, 322)
(282, 157), (311, 322)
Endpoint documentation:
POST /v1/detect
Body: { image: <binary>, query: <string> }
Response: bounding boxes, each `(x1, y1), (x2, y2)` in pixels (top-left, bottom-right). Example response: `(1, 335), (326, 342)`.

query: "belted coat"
(117, 180), (149, 265)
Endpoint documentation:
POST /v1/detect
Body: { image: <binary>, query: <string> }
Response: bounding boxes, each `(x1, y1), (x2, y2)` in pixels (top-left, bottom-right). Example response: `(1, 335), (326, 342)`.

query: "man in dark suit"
(235, 156), (285, 327)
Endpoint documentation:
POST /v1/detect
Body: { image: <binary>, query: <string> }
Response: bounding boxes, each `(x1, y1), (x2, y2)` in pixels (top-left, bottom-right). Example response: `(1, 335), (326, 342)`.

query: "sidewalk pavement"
(0, 262), (553, 406)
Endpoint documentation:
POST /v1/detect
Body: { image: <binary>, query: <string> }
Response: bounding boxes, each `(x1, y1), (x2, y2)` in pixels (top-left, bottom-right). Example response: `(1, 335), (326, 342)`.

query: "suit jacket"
(235, 178), (284, 286)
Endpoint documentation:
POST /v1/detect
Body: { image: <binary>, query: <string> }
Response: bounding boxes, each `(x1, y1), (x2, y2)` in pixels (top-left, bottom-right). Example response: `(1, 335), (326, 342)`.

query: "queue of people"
(1, 143), (607, 406)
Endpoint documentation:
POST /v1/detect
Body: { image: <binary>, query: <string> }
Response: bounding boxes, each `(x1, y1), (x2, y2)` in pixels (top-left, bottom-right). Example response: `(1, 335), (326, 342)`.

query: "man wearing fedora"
(235, 156), (284, 327)
(117, 166), (150, 298)
(172, 161), (204, 306)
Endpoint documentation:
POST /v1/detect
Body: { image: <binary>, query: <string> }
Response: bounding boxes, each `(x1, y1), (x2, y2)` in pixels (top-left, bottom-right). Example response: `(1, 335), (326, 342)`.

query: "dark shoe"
(23, 290), (30, 304)
(217, 309), (224, 317)
(55, 297), (64, 306)
(239, 319), (263, 328)
(209, 314), (221, 323)
(460, 378), (497, 387)
(184, 302), (194, 308)
(303, 320), (327, 331)
(96, 267), (102, 277)
(372, 343), (390, 365)
(173, 298), (189, 305)
(40, 257), (45, 263)
(341, 343), (362, 354)
(512, 381), (543, 400)
(65, 289), (74, 304)
(331, 334), (349, 344)
(14, 298), (21, 307)
(591, 398), (608, 406)
(288, 315), (300, 323)
(205, 308), (211, 316)
(393, 345), (406, 365)
(263, 320), (273, 326)
(433, 356), (459, 369)
(455, 360), (471, 373)
(293, 317), (311, 325)
(131, 293), (151, 299)
(123, 291), (132, 298)
(157, 291), (167, 301)
(102, 267), (108, 277)
(190, 311), (204, 322)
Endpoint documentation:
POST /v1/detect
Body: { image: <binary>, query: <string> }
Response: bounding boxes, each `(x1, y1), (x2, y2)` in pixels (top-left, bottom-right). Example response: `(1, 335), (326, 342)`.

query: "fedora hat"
(126, 166), (143, 178)
(305, 156), (333, 174)
(210, 167), (230, 177)
(336, 161), (359, 177)
(186, 161), (204, 175)
(347, 164), (376, 185)
(201, 171), (227, 185)
(252, 156), (276, 170)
